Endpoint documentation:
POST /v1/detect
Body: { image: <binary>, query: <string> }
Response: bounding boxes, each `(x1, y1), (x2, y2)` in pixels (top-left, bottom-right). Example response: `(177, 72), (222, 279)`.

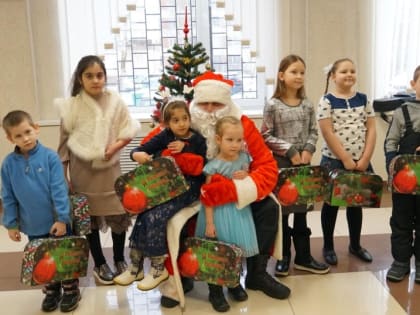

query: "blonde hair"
(215, 116), (243, 137)
(324, 58), (354, 94)
(272, 54), (306, 100)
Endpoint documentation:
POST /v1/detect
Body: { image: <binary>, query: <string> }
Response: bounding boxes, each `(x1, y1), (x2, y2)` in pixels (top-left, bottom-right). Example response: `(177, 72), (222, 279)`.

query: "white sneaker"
(137, 267), (169, 291)
(114, 266), (144, 286)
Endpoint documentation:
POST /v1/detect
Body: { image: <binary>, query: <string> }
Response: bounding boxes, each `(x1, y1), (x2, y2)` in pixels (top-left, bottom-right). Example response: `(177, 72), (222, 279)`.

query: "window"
(373, 0), (420, 98)
(58, 0), (274, 116)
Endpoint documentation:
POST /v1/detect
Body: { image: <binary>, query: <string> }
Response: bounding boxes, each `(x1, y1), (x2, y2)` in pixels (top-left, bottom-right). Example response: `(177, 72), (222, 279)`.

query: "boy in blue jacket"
(1, 110), (80, 312)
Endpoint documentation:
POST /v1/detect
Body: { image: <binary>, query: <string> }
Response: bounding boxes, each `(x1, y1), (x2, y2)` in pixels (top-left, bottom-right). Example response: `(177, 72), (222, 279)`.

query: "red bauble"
(353, 193), (364, 204)
(178, 247), (199, 277)
(173, 63), (180, 71)
(33, 253), (57, 284)
(277, 179), (298, 206)
(393, 165), (417, 194)
(122, 187), (148, 214)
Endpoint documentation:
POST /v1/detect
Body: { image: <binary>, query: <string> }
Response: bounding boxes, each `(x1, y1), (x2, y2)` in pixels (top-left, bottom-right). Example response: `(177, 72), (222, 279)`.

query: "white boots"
(113, 264), (144, 285)
(137, 256), (169, 291)
(113, 251), (169, 290)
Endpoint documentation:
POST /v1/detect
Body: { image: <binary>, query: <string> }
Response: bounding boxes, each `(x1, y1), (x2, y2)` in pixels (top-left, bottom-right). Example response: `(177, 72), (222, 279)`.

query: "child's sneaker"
(114, 260), (128, 276)
(386, 260), (410, 282)
(137, 256), (169, 291)
(60, 279), (81, 312)
(114, 264), (144, 285)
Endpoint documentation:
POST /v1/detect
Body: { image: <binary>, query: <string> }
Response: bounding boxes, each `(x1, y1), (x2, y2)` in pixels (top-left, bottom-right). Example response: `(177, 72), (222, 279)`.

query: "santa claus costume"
(160, 71), (291, 310)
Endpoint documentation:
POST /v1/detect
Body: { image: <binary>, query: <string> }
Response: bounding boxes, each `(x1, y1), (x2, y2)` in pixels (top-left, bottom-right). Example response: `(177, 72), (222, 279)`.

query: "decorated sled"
(327, 170), (383, 207)
(178, 237), (242, 288)
(389, 154), (420, 194)
(275, 165), (329, 207)
(21, 236), (89, 286)
(114, 157), (190, 214)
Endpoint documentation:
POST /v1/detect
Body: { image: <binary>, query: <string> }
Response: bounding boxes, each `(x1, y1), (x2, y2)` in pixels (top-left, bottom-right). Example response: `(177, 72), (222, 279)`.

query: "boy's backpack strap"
(401, 104), (414, 133)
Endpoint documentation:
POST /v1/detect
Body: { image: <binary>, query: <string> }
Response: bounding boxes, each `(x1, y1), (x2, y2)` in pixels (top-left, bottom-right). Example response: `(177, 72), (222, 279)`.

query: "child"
(261, 54), (330, 276)
(1, 110), (80, 312)
(195, 116), (259, 312)
(384, 65), (420, 282)
(317, 58), (376, 265)
(114, 99), (206, 291)
(57, 55), (140, 284)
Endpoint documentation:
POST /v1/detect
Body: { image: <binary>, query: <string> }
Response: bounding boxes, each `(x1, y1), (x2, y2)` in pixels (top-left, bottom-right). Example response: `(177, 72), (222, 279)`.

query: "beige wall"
(0, 0), (388, 180)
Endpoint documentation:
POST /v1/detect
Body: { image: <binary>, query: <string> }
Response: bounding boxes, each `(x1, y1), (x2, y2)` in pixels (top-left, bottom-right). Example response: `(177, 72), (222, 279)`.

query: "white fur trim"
(161, 201), (200, 310)
(233, 176), (258, 209)
(268, 192), (283, 260)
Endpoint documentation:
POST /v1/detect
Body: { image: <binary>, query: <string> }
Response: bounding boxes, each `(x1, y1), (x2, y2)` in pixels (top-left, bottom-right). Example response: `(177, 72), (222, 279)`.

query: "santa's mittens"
(200, 174), (238, 207)
(162, 149), (204, 176)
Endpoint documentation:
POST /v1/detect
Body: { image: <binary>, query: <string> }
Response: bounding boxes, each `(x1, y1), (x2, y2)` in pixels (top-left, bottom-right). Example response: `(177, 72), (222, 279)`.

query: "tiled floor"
(0, 192), (417, 314)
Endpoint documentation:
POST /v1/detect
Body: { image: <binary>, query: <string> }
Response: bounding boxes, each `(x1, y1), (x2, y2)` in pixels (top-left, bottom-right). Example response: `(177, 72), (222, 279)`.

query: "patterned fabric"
(70, 194), (91, 236)
(317, 92), (375, 160)
(261, 97), (318, 158)
(128, 178), (200, 257)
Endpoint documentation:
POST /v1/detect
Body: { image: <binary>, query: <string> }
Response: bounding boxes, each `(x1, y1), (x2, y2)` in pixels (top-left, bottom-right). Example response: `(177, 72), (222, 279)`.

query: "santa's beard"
(190, 104), (233, 159)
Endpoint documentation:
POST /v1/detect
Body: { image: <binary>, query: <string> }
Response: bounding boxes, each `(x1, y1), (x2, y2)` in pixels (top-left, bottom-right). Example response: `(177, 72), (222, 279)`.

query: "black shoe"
(274, 257), (290, 277)
(181, 276), (194, 294)
(93, 263), (115, 285)
(349, 246), (372, 262)
(41, 291), (62, 312)
(228, 284), (248, 301)
(245, 271), (290, 299)
(60, 290), (81, 312)
(386, 261), (410, 282)
(209, 285), (230, 312)
(294, 257), (330, 274)
(322, 248), (337, 265)
(160, 296), (180, 308)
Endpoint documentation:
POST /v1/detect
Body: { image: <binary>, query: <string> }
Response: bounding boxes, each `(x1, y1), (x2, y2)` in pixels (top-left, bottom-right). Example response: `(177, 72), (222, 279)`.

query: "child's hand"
(232, 170), (248, 180)
(343, 158), (357, 170)
(290, 153), (302, 165)
(133, 152), (152, 164)
(205, 223), (217, 238)
(50, 222), (67, 237)
(355, 158), (369, 171)
(300, 151), (313, 165)
(167, 140), (185, 154)
(8, 228), (21, 242)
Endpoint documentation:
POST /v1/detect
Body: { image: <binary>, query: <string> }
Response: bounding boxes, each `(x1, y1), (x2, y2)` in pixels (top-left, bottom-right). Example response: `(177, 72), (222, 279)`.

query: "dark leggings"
(321, 203), (362, 250)
(86, 229), (126, 267)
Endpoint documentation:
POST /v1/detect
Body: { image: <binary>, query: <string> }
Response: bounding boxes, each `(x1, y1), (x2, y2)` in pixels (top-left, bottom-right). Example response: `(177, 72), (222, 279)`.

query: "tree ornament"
(173, 63), (180, 71)
(33, 252), (57, 284)
(122, 187), (148, 214)
(178, 247), (199, 277)
(393, 165), (417, 194)
(277, 179), (299, 206)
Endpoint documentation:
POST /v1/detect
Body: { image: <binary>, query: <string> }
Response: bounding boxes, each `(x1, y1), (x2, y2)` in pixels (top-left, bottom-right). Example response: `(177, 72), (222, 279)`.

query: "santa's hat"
(191, 71), (239, 113)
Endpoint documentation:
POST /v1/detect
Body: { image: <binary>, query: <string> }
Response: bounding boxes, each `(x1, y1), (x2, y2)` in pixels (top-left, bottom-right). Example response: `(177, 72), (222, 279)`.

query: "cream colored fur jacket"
(56, 89), (140, 169)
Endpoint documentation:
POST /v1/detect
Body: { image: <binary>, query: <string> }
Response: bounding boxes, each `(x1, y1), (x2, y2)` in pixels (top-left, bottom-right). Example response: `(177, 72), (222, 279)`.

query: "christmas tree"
(151, 7), (210, 125)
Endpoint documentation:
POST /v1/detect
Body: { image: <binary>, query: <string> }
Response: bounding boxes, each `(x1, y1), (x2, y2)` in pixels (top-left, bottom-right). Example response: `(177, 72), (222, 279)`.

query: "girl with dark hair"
(57, 55), (140, 284)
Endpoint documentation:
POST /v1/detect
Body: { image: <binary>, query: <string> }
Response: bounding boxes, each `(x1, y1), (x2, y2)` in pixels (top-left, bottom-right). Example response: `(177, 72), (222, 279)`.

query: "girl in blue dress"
(195, 116), (258, 312)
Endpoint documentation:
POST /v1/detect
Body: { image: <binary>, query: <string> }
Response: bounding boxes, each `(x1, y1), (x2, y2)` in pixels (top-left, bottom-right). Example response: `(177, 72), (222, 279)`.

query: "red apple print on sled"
(122, 187), (148, 214)
(178, 247), (199, 277)
(277, 179), (299, 206)
(393, 165), (417, 194)
(33, 252), (57, 284)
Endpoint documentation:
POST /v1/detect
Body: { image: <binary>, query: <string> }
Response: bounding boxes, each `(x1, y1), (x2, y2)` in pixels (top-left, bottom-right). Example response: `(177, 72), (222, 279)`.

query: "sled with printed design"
(114, 157), (190, 215)
(21, 236), (89, 286)
(389, 154), (420, 194)
(327, 170), (383, 207)
(178, 237), (243, 288)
